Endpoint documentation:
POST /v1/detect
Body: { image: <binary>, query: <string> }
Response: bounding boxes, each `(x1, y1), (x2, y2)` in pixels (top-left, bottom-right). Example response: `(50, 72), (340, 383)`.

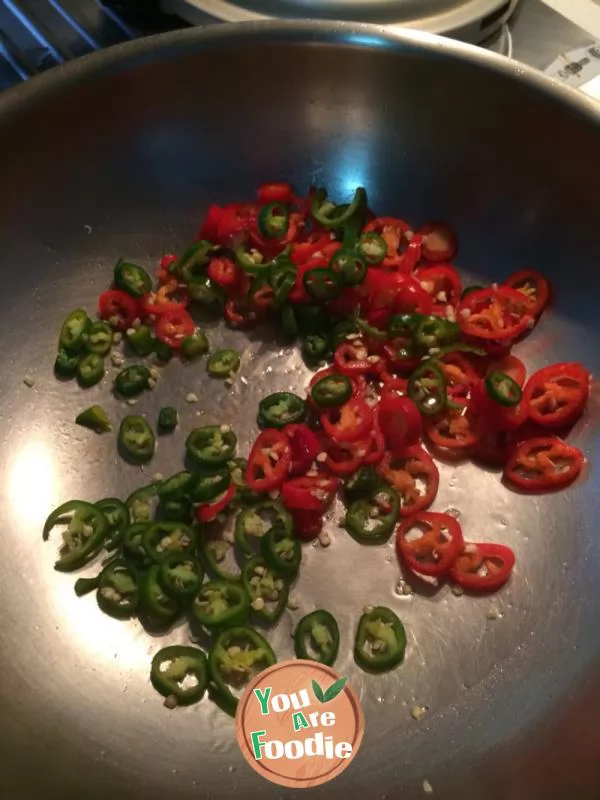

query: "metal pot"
(0, 21), (599, 800)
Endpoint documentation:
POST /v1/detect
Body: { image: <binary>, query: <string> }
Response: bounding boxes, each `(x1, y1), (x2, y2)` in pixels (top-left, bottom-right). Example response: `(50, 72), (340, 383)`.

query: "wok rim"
(0, 20), (599, 127)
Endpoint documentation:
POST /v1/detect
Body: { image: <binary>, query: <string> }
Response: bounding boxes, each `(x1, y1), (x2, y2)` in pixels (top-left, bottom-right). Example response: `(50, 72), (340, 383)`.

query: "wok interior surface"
(1, 22), (600, 800)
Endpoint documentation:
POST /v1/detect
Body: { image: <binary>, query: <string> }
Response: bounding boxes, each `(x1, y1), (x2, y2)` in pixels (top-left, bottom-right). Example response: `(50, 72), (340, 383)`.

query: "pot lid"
(164, 0), (519, 40)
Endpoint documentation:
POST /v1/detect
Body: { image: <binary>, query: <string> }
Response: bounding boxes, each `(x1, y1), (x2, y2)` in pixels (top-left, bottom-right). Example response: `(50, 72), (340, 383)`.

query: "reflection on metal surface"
(1, 20), (600, 800)
(8, 439), (59, 529)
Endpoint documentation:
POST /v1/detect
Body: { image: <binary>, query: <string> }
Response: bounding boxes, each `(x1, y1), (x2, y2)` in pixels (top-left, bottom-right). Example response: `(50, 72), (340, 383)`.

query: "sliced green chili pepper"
(153, 339), (174, 363)
(188, 467), (231, 503)
(413, 316), (460, 349)
(59, 309), (91, 353)
(206, 349), (240, 378)
(345, 485), (400, 544)
(85, 321), (113, 356)
(188, 275), (226, 311)
(186, 426), (237, 467)
(269, 262), (297, 308)
(77, 353), (105, 388)
(208, 627), (276, 716)
(332, 319), (359, 347)
(192, 580), (249, 629)
(162, 498), (193, 523)
(294, 610), (340, 666)
(311, 186), (367, 229)
(123, 522), (150, 558)
(258, 202), (290, 239)
(97, 559), (139, 619)
(75, 405), (111, 433)
(329, 249), (367, 286)
(303, 267), (343, 302)
(54, 348), (80, 378)
(157, 406), (178, 433)
(242, 555), (289, 624)
(143, 521), (195, 563)
(74, 574), (101, 597)
(198, 517), (241, 581)
(427, 342), (486, 359)
(151, 645), (208, 708)
(96, 497), (128, 550)
(234, 501), (292, 556)
(139, 564), (180, 624)
(280, 304), (298, 339)
(114, 365), (150, 398)
(43, 500), (108, 571)
(176, 240), (214, 283)
(181, 330), (209, 359)
(257, 392), (306, 429)
(485, 370), (522, 407)
(114, 259), (152, 298)
(119, 415), (155, 464)
(157, 471), (192, 500)
(159, 553), (203, 600)
(261, 526), (301, 577)
(358, 231), (387, 264)
(311, 373), (352, 408)
(408, 362), (447, 416)
(356, 316), (387, 341)
(229, 458), (259, 504)
(344, 465), (379, 499)
(126, 324), (154, 357)
(302, 332), (331, 362)
(235, 243), (266, 273)
(126, 481), (161, 523)
(295, 305), (329, 335)
(354, 606), (407, 673)
(387, 312), (423, 338)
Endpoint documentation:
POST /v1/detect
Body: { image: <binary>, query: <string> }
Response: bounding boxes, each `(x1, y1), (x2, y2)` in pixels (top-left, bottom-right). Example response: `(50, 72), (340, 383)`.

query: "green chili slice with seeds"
(206, 349), (240, 378)
(114, 259), (152, 298)
(119, 415), (156, 464)
(294, 610), (340, 666)
(354, 606), (407, 673)
(151, 645), (208, 707)
(192, 580), (250, 628)
(186, 426), (237, 467)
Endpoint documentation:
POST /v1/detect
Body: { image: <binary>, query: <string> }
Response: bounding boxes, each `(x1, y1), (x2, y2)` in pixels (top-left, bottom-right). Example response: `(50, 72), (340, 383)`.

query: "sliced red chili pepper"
(251, 284), (275, 311)
(98, 289), (139, 332)
(362, 413), (386, 465)
(418, 221), (458, 262)
(328, 286), (362, 318)
(258, 182), (294, 204)
(364, 217), (411, 268)
(438, 352), (480, 399)
(458, 286), (533, 342)
(325, 442), (365, 477)
(504, 269), (550, 317)
(321, 397), (373, 444)
(393, 233), (423, 274)
(141, 280), (189, 317)
(380, 373), (409, 398)
(157, 253), (178, 284)
(198, 203), (224, 241)
(470, 423), (516, 466)
(523, 362), (589, 429)
(334, 340), (384, 376)
(397, 511), (464, 577)
(450, 542), (515, 593)
(290, 508), (323, 541)
(470, 378), (529, 431)
(424, 402), (479, 451)
(378, 395), (422, 453)
(291, 234), (333, 265)
(195, 483), (236, 523)
(415, 264), (462, 311)
(216, 203), (257, 244)
(486, 354), (526, 388)
(377, 446), (439, 517)
(245, 430), (291, 493)
(283, 424), (321, 476)
(225, 297), (259, 328)
(155, 308), (195, 349)
(281, 475), (338, 512)
(207, 257), (239, 290)
(381, 341), (421, 374)
(504, 436), (584, 492)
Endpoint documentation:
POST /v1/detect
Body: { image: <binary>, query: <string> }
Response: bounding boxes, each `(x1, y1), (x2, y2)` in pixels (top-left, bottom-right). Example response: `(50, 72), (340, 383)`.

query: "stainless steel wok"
(1, 20), (600, 800)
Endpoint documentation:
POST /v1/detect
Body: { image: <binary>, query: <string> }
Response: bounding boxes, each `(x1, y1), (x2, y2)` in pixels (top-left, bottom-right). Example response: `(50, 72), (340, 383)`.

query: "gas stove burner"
(162, 0), (521, 44)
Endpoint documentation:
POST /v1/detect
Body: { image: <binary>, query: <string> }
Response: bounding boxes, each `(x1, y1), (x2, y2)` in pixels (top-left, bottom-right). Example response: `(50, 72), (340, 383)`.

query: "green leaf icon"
(323, 677), (347, 702)
(312, 679), (325, 703)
